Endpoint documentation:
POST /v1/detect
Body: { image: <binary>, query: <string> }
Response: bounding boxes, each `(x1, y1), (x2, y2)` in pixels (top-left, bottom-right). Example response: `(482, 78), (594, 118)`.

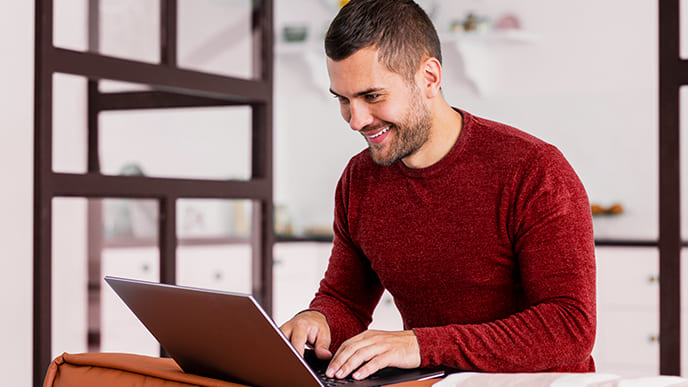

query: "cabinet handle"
(648, 275), (659, 284)
(648, 335), (660, 343)
(273, 259), (282, 266)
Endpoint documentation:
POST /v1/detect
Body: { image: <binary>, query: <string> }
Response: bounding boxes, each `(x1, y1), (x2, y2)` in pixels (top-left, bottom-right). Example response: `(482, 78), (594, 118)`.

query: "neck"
(401, 99), (463, 169)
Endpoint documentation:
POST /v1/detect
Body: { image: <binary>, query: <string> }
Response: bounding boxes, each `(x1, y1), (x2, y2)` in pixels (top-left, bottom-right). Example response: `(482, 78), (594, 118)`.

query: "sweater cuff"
(412, 327), (441, 368)
(413, 326), (470, 369)
(309, 299), (367, 352)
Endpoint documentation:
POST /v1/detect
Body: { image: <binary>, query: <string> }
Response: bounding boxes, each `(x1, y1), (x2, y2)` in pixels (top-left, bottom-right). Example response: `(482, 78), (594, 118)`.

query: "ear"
(419, 57), (442, 98)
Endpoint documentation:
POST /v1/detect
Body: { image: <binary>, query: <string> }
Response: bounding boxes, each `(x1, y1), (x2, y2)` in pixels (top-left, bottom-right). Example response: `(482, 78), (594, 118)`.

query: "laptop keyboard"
(313, 366), (390, 387)
(305, 350), (382, 386)
(314, 368), (358, 386)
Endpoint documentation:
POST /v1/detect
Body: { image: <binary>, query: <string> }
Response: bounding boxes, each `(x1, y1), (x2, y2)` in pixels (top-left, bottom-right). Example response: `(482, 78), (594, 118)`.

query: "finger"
(290, 327), (308, 357)
(279, 323), (292, 339)
(351, 352), (390, 380)
(313, 329), (332, 360)
(328, 341), (376, 379)
(326, 332), (371, 377)
(335, 344), (380, 379)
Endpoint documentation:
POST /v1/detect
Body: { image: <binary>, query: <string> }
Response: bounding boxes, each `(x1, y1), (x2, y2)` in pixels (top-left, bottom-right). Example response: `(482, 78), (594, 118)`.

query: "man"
(280, 0), (596, 380)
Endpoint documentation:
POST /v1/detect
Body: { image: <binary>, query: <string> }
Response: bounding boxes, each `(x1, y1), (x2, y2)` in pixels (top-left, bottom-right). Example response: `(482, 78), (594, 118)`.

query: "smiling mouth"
(367, 126), (390, 139)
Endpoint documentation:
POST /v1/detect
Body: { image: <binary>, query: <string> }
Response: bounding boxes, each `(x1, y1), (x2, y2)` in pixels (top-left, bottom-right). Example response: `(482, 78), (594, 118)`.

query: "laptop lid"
(104, 276), (444, 387)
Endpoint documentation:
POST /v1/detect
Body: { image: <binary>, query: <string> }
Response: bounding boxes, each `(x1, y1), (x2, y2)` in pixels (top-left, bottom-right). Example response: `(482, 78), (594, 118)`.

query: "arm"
(280, 161), (384, 363)
(308, 162), (385, 350)
(415, 145), (596, 372)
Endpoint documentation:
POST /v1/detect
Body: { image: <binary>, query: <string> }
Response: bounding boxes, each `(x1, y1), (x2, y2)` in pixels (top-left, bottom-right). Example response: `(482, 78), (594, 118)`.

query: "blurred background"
(2, 0), (687, 385)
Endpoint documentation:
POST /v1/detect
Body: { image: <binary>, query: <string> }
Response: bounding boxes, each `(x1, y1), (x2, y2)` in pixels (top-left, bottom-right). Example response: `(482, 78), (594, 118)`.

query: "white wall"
(274, 0), (662, 240)
(0, 2), (34, 386)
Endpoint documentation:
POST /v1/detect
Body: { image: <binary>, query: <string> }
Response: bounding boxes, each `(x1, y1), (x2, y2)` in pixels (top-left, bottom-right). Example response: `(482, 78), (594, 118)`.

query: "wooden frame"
(657, 0), (682, 376)
(33, 1), (274, 385)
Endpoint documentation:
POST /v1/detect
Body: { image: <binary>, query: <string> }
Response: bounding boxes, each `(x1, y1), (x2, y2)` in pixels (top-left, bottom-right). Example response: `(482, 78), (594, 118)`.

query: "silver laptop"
(104, 276), (445, 387)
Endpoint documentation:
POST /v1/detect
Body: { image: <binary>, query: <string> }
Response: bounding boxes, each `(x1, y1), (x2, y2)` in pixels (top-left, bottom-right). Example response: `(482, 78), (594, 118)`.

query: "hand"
(279, 310), (333, 360)
(326, 330), (421, 380)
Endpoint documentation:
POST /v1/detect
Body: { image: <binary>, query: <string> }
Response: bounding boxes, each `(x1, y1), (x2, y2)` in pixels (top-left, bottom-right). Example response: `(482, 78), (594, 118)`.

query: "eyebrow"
(329, 87), (385, 98)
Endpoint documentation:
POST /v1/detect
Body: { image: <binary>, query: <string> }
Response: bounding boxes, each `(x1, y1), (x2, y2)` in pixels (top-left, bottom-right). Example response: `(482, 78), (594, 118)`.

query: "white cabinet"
(100, 244), (253, 356)
(273, 242), (330, 326)
(176, 244), (252, 294)
(594, 247), (660, 376)
(272, 242), (403, 331)
(595, 248), (688, 376)
(100, 247), (160, 356)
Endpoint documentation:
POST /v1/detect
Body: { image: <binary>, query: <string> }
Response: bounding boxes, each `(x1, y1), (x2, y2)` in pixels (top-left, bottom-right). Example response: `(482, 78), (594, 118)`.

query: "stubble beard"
(367, 85), (432, 166)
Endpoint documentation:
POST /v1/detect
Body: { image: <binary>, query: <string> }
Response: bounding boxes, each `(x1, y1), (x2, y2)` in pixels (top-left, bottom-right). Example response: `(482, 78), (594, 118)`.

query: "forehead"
(326, 47), (405, 96)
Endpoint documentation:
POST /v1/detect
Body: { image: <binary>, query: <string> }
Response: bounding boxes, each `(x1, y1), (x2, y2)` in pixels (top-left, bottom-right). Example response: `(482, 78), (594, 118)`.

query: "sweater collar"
(395, 108), (470, 178)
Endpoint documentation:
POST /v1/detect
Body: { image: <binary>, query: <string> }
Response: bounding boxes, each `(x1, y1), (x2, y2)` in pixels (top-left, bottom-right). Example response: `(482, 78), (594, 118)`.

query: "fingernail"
(326, 368), (333, 378)
(336, 370), (344, 378)
(353, 372), (361, 379)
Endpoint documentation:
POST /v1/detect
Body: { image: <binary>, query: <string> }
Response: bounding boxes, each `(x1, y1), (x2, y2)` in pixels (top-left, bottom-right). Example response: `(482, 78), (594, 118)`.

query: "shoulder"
(467, 112), (551, 158)
(461, 111), (584, 194)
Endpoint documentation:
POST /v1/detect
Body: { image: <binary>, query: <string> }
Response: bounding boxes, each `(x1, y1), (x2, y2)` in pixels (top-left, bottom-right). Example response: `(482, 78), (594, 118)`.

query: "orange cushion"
(43, 352), (249, 387)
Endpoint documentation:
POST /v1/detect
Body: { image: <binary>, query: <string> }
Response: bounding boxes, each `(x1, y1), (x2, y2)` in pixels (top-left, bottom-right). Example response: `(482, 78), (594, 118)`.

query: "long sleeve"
(308, 160), (385, 351)
(413, 145), (596, 372)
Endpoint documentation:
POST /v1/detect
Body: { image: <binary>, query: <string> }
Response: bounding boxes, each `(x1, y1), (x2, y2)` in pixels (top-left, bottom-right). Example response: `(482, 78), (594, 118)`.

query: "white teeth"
(369, 126), (390, 139)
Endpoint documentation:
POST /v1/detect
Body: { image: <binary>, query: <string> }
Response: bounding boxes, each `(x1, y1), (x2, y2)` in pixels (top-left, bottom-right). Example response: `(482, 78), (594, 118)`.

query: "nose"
(347, 101), (374, 132)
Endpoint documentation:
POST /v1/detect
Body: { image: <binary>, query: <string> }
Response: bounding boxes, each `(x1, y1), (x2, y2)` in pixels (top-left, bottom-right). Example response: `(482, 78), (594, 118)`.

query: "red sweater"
(309, 110), (596, 372)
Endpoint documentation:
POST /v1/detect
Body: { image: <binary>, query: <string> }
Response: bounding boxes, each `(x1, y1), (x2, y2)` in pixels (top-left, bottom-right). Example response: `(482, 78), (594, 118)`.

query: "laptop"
(104, 276), (445, 387)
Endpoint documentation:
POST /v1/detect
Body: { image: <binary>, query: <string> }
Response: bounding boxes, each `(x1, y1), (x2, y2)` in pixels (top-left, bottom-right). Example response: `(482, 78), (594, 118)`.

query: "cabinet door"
(272, 242), (330, 326)
(594, 247), (659, 376)
(101, 247), (160, 356)
(176, 244), (252, 294)
(272, 242), (404, 331)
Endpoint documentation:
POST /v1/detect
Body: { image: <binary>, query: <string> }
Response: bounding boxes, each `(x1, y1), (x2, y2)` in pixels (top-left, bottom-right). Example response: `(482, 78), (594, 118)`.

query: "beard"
(366, 84), (432, 166)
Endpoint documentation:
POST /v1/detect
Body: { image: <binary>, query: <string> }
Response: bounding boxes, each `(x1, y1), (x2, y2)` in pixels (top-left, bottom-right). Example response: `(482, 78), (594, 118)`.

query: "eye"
(333, 95), (349, 104)
(365, 94), (380, 102)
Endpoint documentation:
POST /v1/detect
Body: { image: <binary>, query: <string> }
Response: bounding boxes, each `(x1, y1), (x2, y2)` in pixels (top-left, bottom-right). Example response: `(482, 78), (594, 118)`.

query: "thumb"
(314, 333), (332, 360)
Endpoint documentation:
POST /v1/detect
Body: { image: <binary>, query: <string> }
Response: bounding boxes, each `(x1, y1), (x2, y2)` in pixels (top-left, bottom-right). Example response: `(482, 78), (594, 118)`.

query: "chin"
(368, 149), (397, 166)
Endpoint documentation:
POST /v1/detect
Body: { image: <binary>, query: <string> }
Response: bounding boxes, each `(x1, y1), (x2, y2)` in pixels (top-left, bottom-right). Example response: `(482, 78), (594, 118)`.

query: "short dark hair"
(325, 0), (442, 81)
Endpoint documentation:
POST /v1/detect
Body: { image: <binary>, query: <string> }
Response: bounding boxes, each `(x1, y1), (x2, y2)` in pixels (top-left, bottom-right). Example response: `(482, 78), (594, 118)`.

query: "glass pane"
(99, 0), (160, 63)
(52, 197), (89, 359)
(594, 247), (659, 376)
(99, 106), (252, 180)
(177, 0), (254, 79)
(177, 199), (252, 239)
(176, 198), (254, 294)
(682, 0), (688, 60)
(103, 198), (159, 243)
(100, 198), (160, 356)
(53, 73), (87, 174)
(53, 0), (160, 64)
(53, 0), (88, 52)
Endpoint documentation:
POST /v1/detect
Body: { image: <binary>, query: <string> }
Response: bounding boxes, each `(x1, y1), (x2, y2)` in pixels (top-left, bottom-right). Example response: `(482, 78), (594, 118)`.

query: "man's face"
(327, 47), (432, 166)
